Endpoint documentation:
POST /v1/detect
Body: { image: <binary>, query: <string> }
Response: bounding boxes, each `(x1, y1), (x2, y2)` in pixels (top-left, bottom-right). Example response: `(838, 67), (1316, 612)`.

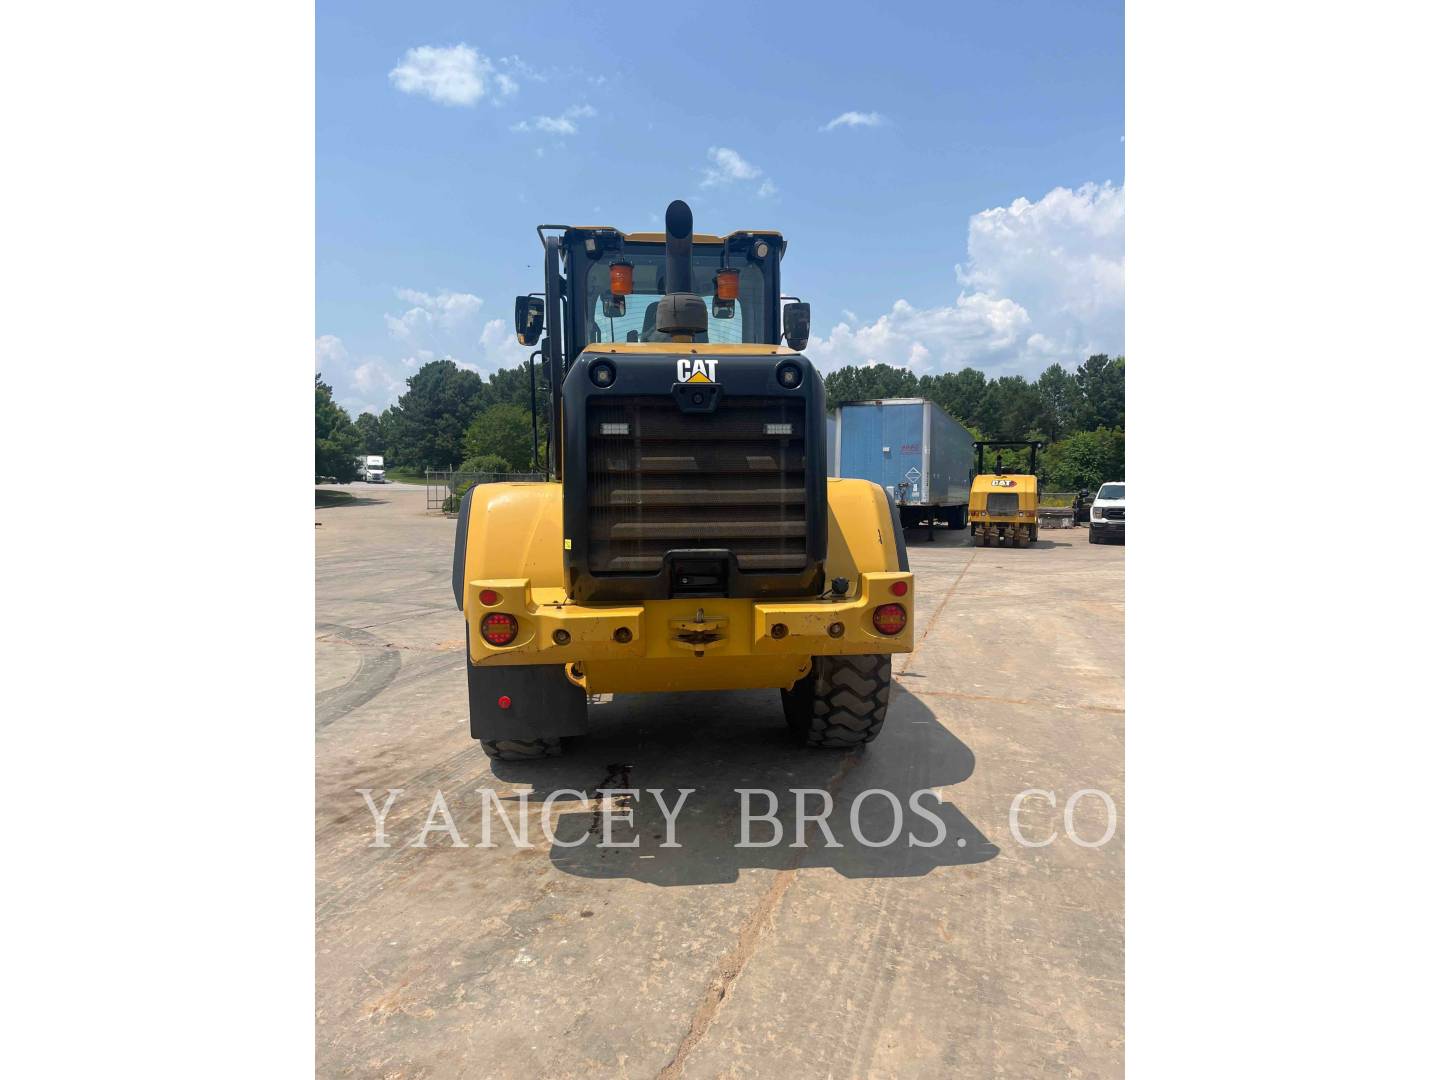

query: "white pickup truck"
(1088, 481), (1125, 544)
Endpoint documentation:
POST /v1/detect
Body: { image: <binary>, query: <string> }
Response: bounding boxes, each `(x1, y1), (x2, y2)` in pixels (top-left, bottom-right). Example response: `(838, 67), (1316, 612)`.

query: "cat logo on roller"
(677, 357), (718, 383)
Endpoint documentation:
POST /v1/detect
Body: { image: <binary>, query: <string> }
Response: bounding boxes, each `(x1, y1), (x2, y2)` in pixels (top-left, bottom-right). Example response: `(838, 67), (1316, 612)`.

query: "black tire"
(781, 655), (892, 748)
(1029, 524), (1039, 542)
(480, 737), (563, 761)
(1088, 528), (1099, 544)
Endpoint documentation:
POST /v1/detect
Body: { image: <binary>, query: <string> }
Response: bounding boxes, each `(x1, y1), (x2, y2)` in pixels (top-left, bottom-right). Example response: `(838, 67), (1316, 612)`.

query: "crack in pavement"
(656, 750), (865, 1079)
(899, 550), (978, 676)
(906, 687), (1125, 714)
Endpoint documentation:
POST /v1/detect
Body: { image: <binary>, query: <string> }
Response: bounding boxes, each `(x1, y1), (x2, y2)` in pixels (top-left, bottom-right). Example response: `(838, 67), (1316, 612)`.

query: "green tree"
(386, 360), (488, 468)
(354, 411), (384, 457)
(917, 368), (988, 427)
(463, 403), (535, 470)
(459, 453), (515, 474)
(823, 363), (920, 404)
(975, 375), (1043, 438)
(1038, 428), (1125, 491)
(1033, 363), (1083, 441)
(1074, 354), (1125, 431)
(314, 373), (360, 481)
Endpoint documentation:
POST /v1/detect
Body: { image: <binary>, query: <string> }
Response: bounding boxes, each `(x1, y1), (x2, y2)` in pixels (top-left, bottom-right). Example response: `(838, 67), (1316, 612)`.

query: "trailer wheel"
(781, 655), (891, 748)
(480, 737), (564, 761)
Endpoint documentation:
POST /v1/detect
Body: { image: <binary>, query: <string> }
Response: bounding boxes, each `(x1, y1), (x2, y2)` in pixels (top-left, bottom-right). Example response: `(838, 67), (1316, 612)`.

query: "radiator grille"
(586, 395), (809, 573)
(987, 492), (1020, 514)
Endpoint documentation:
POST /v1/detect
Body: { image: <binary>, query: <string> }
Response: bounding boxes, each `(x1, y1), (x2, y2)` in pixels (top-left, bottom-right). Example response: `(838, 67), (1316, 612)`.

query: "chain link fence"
(425, 469), (547, 513)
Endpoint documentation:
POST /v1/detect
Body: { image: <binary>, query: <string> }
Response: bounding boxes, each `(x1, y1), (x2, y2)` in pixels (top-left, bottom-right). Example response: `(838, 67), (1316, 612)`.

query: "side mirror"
(514, 296), (544, 346)
(602, 293), (626, 318)
(782, 301), (810, 350)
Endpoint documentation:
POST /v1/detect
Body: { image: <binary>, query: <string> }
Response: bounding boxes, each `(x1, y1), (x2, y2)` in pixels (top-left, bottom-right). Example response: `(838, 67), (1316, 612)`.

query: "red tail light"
(481, 612), (519, 646)
(889, 580), (908, 597)
(872, 604), (907, 636)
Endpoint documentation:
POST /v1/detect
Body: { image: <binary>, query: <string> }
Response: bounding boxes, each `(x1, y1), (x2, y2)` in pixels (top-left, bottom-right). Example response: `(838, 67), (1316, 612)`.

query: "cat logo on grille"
(676, 358), (718, 383)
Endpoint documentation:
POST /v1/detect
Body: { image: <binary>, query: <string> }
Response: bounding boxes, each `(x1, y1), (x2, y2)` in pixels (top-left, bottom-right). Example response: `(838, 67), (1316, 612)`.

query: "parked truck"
(355, 455), (385, 483)
(831, 398), (975, 532)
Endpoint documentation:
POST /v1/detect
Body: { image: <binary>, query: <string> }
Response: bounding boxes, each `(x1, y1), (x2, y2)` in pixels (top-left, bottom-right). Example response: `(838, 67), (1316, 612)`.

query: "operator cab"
(512, 201), (822, 604)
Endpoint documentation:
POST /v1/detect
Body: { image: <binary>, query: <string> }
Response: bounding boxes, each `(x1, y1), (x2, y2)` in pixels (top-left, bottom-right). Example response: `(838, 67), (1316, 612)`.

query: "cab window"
(583, 248), (760, 345)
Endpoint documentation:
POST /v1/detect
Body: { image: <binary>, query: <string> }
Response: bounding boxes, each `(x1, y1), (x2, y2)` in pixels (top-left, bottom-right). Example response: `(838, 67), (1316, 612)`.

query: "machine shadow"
(903, 526), (1072, 550)
(489, 684), (999, 886)
(315, 490), (387, 508)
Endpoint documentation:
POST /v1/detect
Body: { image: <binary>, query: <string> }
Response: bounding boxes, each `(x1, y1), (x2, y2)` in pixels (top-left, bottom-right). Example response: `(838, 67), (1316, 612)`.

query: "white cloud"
(806, 182), (1124, 377)
(701, 146), (775, 198)
(511, 103), (596, 136)
(807, 295), (1032, 374)
(315, 334), (347, 367)
(702, 146), (761, 186)
(498, 55), (547, 84)
(958, 182), (1124, 330)
(319, 293), (538, 416)
(351, 361), (406, 402)
(821, 110), (886, 132)
(388, 44), (519, 107)
(385, 289), (483, 339)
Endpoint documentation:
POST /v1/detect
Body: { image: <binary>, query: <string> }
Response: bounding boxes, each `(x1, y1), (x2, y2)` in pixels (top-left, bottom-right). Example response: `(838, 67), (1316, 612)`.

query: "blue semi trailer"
(830, 398), (975, 531)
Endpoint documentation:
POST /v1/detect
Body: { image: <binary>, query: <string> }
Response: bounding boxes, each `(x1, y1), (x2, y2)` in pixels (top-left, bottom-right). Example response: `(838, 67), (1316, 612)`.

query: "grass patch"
(316, 490), (359, 507)
(386, 467), (427, 484)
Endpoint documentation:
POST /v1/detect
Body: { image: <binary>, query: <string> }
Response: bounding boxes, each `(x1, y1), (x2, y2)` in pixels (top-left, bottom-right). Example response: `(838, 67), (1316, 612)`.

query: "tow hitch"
(671, 608), (728, 655)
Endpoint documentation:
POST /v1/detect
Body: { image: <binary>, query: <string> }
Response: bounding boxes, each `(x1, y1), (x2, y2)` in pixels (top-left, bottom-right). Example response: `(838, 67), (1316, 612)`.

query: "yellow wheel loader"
(453, 201), (914, 760)
(968, 440), (1043, 548)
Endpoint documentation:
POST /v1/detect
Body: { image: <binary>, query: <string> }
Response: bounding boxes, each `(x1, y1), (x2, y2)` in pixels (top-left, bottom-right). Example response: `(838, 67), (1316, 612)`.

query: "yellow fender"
(453, 481), (567, 614)
(453, 476), (910, 700)
(455, 476), (905, 617)
(824, 477), (909, 579)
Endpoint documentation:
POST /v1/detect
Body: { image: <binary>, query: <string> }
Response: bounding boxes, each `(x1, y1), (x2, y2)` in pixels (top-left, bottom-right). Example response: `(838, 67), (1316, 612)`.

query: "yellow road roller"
(453, 200), (914, 759)
(968, 440), (1043, 547)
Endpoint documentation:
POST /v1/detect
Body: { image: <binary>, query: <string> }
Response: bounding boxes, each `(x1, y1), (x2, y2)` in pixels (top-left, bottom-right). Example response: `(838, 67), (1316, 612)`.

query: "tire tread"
(782, 654), (892, 748)
(480, 737), (563, 761)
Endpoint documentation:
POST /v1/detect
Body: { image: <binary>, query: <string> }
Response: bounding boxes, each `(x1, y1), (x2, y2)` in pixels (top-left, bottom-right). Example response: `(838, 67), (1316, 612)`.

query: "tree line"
(318, 353), (1123, 490)
(823, 354), (1125, 491)
(315, 362), (549, 481)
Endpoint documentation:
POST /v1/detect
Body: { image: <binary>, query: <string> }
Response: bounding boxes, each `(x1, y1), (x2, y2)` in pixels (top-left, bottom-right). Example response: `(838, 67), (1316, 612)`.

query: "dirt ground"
(316, 482), (1124, 1079)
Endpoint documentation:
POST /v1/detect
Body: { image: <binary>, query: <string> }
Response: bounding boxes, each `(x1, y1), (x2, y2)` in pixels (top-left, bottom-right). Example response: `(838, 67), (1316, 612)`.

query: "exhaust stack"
(656, 199), (707, 338)
(664, 199), (694, 294)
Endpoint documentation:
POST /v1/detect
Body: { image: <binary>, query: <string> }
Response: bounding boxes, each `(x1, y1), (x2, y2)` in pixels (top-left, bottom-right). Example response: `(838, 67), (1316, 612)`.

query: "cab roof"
(543, 225), (784, 247)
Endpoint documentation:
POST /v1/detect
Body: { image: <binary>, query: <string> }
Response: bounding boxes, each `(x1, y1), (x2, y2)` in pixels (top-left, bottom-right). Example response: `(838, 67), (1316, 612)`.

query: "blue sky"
(317, 0), (1124, 415)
